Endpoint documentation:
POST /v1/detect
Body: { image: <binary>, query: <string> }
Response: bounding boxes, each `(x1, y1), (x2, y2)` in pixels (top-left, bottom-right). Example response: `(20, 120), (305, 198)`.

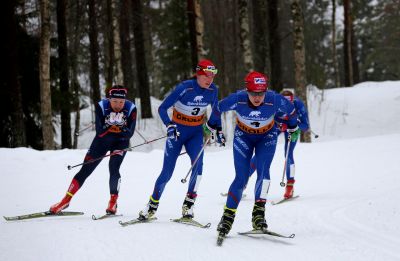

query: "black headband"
(109, 88), (127, 99)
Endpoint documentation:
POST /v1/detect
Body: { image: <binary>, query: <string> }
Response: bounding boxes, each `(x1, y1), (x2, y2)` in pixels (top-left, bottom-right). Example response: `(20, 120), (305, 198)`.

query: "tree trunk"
(251, 0), (269, 74)
(39, 0), (54, 149)
(105, 0), (115, 87)
(238, 0), (254, 72)
(56, 0), (72, 148)
(343, 0), (354, 87)
(119, 0), (136, 100)
(88, 0), (101, 103)
(290, 0), (310, 143)
(2, 0), (26, 147)
(132, 0), (153, 118)
(187, 0), (204, 69)
(268, 0), (282, 91)
(331, 0), (340, 87)
(70, 0), (84, 149)
(112, 0), (124, 84)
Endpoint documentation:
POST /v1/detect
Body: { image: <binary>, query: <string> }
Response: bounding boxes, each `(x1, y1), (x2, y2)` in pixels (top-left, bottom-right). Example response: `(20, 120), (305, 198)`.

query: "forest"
(1, 0), (399, 149)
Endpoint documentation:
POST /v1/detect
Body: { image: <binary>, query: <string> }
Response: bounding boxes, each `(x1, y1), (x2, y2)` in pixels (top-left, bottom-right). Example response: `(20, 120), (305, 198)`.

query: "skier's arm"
(295, 99), (310, 131)
(158, 84), (187, 126)
(120, 105), (137, 139)
(95, 102), (109, 137)
(276, 95), (298, 129)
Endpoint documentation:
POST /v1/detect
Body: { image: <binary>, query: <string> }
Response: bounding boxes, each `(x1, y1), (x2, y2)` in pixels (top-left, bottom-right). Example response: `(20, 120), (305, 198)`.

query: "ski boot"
(106, 194), (118, 214)
(138, 197), (159, 220)
(49, 179), (80, 214)
(182, 193), (196, 218)
(284, 180), (295, 199)
(217, 207), (236, 235)
(252, 201), (268, 230)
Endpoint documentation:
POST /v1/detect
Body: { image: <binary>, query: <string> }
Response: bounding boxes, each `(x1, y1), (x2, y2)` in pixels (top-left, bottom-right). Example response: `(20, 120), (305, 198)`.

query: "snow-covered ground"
(1, 81), (400, 261)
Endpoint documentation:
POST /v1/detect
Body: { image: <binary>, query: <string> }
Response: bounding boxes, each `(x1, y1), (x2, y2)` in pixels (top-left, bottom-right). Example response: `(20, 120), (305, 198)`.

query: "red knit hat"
(196, 59), (218, 77)
(245, 71), (268, 92)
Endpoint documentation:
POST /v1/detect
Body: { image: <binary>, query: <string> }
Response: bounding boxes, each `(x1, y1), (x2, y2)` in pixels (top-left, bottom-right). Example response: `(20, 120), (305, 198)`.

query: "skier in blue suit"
(50, 85), (136, 215)
(138, 59), (224, 220)
(248, 89), (310, 199)
(209, 71), (299, 236)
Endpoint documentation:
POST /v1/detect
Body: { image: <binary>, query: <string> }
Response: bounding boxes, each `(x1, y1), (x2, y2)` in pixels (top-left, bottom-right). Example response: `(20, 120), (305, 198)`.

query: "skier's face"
(197, 74), (214, 88)
(248, 92), (265, 107)
(110, 98), (126, 112)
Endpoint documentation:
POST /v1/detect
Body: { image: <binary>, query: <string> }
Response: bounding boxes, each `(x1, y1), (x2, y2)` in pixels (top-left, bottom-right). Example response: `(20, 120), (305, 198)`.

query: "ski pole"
(310, 129), (319, 139)
(135, 129), (148, 143)
(280, 135), (292, 187)
(74, 122), (95, 136)
(178, 140), (216, 157)
(181, 137), (211, 183)
(67, 135), (167, 170)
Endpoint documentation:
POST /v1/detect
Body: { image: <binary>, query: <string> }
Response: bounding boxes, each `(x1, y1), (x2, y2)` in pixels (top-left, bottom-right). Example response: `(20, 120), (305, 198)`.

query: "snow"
(1, 81), (400, 261)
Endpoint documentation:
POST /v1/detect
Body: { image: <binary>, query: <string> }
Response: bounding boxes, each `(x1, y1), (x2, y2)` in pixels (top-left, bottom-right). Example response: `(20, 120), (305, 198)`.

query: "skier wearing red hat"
(137, 59), (224, 221)
(209, 71), (299, 237)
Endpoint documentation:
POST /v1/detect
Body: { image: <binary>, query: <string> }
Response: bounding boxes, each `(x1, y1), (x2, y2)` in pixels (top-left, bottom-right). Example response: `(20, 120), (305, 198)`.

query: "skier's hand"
(203, 122), (214, 136)
(167, 123), (180, 141)
(108, 125), (122, 133)
(279, 123), (287, 132)
(216, 129), (226, 146)
(287, 126), (300, 142)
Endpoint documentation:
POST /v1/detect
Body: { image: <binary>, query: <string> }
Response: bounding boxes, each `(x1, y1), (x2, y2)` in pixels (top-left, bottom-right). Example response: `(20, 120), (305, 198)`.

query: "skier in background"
(50, 85), (137, 215)
(209, 71), (298, 236)
(248, 89), (309, 199)
(137, 59), (225, 221)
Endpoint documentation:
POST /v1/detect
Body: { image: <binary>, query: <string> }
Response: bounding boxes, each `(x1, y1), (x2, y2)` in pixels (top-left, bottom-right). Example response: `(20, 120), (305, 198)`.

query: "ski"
(238, 229), (295, 239)
(217, 232), (227, 246)
(119, 217), (157, 227)
(220, 192), (246, 198)
(271, 195), (300, 205)
(91, 213), (122, 220)
(170, 217), (211, 229)
(3, 211), (84, 221)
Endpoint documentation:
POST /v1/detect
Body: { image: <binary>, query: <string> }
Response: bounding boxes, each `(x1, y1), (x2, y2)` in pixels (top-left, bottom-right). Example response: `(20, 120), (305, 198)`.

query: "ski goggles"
(248, 91), (266, 97)
(197, 68), (218, 77)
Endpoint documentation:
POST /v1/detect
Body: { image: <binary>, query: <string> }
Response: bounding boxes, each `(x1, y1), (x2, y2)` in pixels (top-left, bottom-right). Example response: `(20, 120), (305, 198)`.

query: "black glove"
(166, 122), (180, 141)
(215, 127), (226, 146)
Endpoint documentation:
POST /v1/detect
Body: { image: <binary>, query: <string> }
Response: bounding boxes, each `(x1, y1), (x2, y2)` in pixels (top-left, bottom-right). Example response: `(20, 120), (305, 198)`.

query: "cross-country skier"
(210, 71), (298, 236)
(49, 85), (137, 215)
(138, 59), (224, 221)
(248, 89), (310, 199)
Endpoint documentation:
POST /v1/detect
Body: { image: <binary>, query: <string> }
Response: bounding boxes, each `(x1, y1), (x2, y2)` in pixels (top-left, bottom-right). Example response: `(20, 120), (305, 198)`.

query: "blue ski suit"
(150, 78), (220, 202)
(209, 90), (297, 209)
(73, 99), (136, 195)
(249, 96), (309, 181)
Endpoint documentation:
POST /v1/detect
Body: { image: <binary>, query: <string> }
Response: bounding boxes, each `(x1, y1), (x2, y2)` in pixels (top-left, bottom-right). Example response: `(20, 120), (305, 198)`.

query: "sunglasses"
(248, 91), (266, 97)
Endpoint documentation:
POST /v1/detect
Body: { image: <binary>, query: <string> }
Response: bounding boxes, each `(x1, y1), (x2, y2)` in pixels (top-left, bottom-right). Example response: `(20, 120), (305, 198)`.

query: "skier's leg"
(106, 140), (129, 214)
(181, 129), (203, 217)
(50, 137), (109, 213)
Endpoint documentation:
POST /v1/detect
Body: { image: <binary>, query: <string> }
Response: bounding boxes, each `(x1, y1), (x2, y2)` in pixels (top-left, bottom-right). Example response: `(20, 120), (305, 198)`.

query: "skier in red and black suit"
(49, 85), (137, 215)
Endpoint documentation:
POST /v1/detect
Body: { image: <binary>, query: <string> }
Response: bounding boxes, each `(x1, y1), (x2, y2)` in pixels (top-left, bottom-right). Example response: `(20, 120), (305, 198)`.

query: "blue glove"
(287, 126), (300, 142)
(167, 123), (180, 141)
